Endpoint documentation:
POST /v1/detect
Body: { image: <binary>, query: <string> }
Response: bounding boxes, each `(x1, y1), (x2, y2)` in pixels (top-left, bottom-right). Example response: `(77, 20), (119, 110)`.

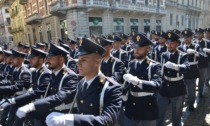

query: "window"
(176, 15), (179, 27)
(182, 16), (184, 26)
(6, 18), (10, 24)
(5, 9), (9, 13)
(170, 14), (173, 25)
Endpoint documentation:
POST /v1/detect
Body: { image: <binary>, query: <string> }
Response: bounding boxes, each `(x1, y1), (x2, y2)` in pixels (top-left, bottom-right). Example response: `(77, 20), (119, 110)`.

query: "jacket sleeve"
(15, 73), (51, 107)
(73, 84), (122, 126)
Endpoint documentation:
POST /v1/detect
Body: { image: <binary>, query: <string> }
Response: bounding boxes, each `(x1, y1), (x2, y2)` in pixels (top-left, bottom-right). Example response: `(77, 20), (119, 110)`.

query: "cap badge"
(137, 35), (140, 42)
(168, 33), (171, 38)
(79, 38), (83, 46)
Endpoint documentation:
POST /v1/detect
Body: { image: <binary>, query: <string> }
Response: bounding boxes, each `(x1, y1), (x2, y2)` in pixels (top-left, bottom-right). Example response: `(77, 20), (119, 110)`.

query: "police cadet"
(67, 38), (78, 59)
(120, 33), (132, 52)
(36, 42), (46, 52)
(23, 43), (31, 67)
(0, 47), (51, 125)
(178, 29), (201, 111)
(173, 29), (182, 45)
(111, 34), (129, 67)
(120, 33), (161, 126)
(0, 49), (31, 126)
(45, 37), (122, 126)
(0, 50), (13, 126)
(127, 31), (138, 62)
(203, 28), (210, 87)
(15, 43), (78, 126)
(152, 31), (167, 62)
(150, 30), (156, 42)
(95, 37), (125, 83)
(17, 42), (24, 52)
(194, 28), (209, 97)
(156, 32), (190, 126)
(0, 50), (14, 83)
(60, 43), (78, 73)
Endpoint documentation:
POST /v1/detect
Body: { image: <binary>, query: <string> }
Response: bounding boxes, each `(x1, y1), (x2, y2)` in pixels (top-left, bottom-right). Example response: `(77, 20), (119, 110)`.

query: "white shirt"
(84, 71), (102, 89)
(53, 65), (65, 76)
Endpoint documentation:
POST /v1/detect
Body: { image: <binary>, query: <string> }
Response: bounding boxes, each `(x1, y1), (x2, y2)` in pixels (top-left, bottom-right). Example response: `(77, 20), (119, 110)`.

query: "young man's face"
(77, 54), (101, 76)
(46, 55), (63, 70)
(112, 41), (121, 50)
(30, 56), (43, 68)
(184, 36), (192, 44)
(134, 46), (150, 60)
(166, 41), (179, 52)
(4, 56), (11, 64)
(12, 57), (22, 67)
(196, 33), (203, 40)
(159, 38), (166, 45)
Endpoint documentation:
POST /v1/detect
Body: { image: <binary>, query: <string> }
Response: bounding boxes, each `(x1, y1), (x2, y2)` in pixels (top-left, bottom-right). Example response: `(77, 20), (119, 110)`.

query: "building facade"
(0, 4), (13, 45)
(10, 0), (210, 44)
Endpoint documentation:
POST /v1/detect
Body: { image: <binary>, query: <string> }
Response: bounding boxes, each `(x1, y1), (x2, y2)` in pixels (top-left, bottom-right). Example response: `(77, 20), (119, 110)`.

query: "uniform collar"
(85, 71), (102, 87)
(53, 64), (65, 76)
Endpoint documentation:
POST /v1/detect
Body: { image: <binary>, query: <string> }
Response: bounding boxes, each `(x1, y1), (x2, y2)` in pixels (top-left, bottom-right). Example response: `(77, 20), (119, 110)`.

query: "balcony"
(18, 26), (24, 31)
(165, 0), (177, 6)
(25, 13), (42, 25)
(10, 10), (18, 17)
(19, 0), (27, 5)
(49, 1), (67, 15)
(86, 0), (109, 8)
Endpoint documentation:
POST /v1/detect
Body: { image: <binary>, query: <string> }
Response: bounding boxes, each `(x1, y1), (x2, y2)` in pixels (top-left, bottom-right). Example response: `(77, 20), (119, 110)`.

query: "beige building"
(8, 0), (210, 43)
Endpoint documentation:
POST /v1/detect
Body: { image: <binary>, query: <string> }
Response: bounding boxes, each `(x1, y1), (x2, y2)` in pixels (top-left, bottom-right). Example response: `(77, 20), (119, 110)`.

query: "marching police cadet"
(0, 47), (51, 125)
(36, 42), (46, 52)
(95, 37), (125, 83)
(0, 50), (13, 126)
(173, 29), (182, 45)
(203, 28), (210, 87)
(45, 37), (122, 126)
(150, 30), (156, 42)
(127, 31), (138, 62)
(0, 50), (14, 83)
(15, 43), (78, 126)
(120, 33), (132, 52)
(121, 33), (162, 126)
(156, 32), (190, 126)
(23, 43), (31, 67)
(68, 39), (78, 59)
(194, 28), (209, 97)
(17, 42), (24, 52)
(60, 43), (78, 73)
(152, 31), (160, 47)
(111, 34), (129, 67)
(178, 29), (201, 111)
(0, 49), (31, 126)
(152, 31), (167, 62)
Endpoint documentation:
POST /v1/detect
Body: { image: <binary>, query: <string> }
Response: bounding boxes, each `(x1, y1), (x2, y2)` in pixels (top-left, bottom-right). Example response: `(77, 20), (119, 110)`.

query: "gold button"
(168, 71), (170, 73)
(80, 100), (84, 104)
(167, 84), (169, 87)
(90, 104), (93, 107)
(149, 103), (152, 105)
(133, 103), (136, 106)
(81, 113), (83, 115)
(51, 87), (53, 90)
(133, 86), (135, 88)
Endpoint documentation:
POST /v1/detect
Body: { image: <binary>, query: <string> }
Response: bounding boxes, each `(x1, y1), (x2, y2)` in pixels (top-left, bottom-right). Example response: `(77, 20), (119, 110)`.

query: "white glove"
(121, 92), (128, 102)
(46, 112), (74, 126)
(0, 102), (10, 109)
(123, 74), (143, 89)
(16, 103), (35, 119)
(164, 61), (180, 71)
(203, 48), (210, 53)
(0, 99), (6, 105)
(187, 49), (196, 54)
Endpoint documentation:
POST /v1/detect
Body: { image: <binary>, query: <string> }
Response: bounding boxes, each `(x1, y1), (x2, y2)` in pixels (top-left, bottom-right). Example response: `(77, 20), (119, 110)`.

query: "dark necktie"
(83, 82), (88, 92)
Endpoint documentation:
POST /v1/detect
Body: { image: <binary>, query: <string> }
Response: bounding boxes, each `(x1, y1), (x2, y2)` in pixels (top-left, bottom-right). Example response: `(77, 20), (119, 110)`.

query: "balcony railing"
(50, 0), (67, 15)
(19, 0), (27, 5)
(86, 0), (109, 7)
(10, 10), (18, 17)
(25, 13), (42, 25)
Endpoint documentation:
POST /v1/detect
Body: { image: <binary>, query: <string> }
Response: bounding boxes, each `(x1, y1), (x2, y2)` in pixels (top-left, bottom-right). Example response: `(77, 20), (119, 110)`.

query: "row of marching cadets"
(0, 27), (209, 126)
